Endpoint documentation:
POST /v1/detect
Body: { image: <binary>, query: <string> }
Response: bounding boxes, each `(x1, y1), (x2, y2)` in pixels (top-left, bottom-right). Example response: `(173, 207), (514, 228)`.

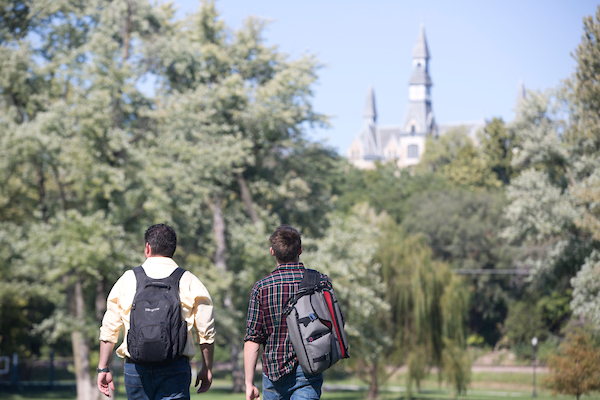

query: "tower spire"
(364, 84), (377, 123)
(413, 23), (430, 59)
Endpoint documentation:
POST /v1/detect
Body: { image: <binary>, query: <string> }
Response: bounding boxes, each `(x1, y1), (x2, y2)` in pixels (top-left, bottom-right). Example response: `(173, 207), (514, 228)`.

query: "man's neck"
(277, 259), (300, 265)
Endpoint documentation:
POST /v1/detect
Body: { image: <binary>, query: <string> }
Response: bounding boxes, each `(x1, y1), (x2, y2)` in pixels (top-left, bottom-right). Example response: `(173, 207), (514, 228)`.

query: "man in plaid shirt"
(244, 225), (333, 400)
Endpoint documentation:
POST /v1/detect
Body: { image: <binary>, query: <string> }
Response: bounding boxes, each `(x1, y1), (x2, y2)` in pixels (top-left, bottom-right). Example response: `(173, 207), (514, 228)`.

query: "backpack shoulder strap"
(132, 265), (147, 291)
(167, 267), (186, 291)
(299, 269), (321, 289)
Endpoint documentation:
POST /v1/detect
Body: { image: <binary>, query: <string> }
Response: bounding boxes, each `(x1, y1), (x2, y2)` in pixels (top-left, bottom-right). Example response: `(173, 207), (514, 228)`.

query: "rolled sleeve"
(244, 284), (266, 344)
(99, 276), (126, 343)
(187, 273), (216, 345)
(194, 294), (215, 344)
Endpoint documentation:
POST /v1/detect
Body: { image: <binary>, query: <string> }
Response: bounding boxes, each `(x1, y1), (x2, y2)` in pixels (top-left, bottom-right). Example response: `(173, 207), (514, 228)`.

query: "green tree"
(334, 162), (448, 223)
(306, 207), (471, 399)
(379, 227), (471, 396)
(303, 205), (392, 400)
(478, 117), (515, 185)
(502, 89), (591, 293)
(571, 251), (600, 328)
(145, 0), (336, 390)
(418, 127), (472, 173)
(566, 6), (600, 146)
(0, 1), (169, 398)
(504, 301), (547, 345)
(401, 188), (515, 345)
(442, 144), (501, 188)
(418, 127), (501, 189)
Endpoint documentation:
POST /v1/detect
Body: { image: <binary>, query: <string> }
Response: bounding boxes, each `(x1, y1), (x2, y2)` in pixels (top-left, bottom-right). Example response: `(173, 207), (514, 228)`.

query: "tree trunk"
(230, 340), (245, 392)
(121, 0), (132, 62)
(212, 194), (227, 273)
(367, 361), (379, 400)
(96, 279), (106, 323)
(37, 162), (48, 223)
(236, 172), (259, 224)
(211, 194), (244, 392)
(72, 279), (98, 400)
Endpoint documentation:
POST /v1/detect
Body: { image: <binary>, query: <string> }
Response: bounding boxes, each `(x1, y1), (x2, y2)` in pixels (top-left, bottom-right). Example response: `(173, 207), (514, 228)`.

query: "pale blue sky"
(170, 0), (599, 154)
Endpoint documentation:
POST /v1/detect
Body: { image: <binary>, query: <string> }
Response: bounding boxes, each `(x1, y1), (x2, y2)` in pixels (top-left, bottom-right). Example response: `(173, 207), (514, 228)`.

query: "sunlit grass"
(3, 370), (600, 400)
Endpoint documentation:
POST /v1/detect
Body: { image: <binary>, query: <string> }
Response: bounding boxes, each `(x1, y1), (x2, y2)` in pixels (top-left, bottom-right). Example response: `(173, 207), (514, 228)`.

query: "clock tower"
(403, 24), (436, 136)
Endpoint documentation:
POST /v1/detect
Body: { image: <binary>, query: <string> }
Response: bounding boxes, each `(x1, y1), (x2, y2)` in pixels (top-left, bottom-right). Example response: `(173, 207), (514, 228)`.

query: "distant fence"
(0, 352), (78, 392)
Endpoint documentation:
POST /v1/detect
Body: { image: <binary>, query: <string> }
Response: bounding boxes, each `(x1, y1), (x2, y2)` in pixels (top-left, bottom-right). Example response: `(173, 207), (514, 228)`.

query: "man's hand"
(195, 366), (212, 393)
(97, 371), (115, 398)
(246, 383), (260, 400)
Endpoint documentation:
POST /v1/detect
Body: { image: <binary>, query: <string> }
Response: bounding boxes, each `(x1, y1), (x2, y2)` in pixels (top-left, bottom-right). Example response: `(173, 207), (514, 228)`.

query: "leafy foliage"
(544, 330), (600, 400)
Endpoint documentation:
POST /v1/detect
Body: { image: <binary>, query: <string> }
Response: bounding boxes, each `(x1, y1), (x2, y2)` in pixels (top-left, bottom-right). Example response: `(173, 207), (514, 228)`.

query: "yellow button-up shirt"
(99, 256), (215, 359)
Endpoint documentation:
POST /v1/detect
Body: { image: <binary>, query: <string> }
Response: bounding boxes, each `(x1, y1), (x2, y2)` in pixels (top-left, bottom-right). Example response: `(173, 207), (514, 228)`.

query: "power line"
(454, 269), (530, 275)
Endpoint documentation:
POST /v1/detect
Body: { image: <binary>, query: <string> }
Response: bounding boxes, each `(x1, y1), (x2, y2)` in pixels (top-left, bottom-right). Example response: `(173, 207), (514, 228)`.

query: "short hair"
(145, 224), (177, 258)
(269, 225), (301, 263)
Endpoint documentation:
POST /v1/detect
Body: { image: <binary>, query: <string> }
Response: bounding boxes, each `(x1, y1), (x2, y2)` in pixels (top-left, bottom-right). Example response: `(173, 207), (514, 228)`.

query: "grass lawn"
(3, 371), (600, 400)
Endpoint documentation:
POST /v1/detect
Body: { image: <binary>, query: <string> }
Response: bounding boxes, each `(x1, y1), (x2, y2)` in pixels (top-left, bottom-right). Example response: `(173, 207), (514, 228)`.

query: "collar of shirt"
(141, 256), (180, 279)
(275, 262), (305, 271)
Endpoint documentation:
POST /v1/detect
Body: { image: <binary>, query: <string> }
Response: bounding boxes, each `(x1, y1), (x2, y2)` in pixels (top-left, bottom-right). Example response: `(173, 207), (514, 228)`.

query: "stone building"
(347, 24), (486, 169)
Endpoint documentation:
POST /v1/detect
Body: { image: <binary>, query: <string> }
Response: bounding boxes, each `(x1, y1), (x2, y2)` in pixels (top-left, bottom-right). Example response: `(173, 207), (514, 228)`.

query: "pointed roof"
(409, 67), (432, 86)
(364, 85), (377, 122)
(413, 23), (430, 59)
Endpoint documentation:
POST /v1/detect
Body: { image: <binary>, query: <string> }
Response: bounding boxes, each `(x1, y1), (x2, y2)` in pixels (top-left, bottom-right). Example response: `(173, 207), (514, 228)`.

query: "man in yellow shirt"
(97, 224), (215, 399)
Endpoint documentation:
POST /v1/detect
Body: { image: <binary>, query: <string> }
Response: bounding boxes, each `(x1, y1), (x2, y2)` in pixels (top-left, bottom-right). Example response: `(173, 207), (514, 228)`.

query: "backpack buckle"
(308, 313), (317, 322)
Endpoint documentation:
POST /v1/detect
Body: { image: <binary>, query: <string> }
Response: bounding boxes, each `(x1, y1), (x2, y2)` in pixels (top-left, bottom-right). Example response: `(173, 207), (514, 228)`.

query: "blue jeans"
(124, 357), (191, 400)
(262, 365), (323, 400)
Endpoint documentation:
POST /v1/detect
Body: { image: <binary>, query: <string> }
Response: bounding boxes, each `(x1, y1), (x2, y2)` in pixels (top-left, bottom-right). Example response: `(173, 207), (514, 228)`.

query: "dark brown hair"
(269, 225), (301, 263)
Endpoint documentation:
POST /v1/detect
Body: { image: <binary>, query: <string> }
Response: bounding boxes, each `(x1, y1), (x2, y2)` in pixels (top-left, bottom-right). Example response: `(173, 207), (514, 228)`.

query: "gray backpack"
(283, 269), (349, 374)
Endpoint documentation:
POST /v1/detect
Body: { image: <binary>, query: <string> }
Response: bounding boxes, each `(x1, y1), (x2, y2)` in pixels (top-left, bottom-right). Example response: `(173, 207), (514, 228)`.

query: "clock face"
(409, 85), (427, 100)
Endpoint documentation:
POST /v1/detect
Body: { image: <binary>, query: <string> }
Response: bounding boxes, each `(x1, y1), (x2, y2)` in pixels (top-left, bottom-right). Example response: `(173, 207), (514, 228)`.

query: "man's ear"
(270, 247), (275, 256)
(298, 247), (303, 256)
(145, 242), (152, 258)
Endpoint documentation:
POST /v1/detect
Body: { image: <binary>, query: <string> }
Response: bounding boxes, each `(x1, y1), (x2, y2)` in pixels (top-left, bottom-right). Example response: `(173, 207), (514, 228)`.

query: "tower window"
(411, 125), (416, 134)
(407, 144), (419, 158)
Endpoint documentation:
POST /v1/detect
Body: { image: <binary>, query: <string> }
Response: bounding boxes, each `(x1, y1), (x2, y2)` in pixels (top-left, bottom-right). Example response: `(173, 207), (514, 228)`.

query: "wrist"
(97, 366), (110, 373)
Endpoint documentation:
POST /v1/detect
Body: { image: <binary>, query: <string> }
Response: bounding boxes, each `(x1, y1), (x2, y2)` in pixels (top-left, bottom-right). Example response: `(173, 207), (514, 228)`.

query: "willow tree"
(378, 222), (471, 396)
(303, 205), (392, 400)
(304, 206), (470, 399)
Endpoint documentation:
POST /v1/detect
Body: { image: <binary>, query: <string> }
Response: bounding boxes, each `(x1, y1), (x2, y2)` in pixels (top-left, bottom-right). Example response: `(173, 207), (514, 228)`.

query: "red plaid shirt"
(244, 262), (332, 381)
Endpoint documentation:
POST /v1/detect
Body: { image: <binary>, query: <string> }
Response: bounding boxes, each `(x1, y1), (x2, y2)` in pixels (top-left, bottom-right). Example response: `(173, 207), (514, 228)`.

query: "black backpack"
(127, 266), (187, 365)
(283, 269), (349, 374)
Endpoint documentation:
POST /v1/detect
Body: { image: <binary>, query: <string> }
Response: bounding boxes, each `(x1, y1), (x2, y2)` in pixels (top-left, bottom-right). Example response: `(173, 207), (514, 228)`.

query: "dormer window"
(411, 125), (416, 134)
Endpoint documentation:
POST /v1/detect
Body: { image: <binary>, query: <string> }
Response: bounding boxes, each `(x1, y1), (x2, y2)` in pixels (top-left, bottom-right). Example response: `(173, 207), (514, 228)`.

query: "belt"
(125, 355), (189, 364)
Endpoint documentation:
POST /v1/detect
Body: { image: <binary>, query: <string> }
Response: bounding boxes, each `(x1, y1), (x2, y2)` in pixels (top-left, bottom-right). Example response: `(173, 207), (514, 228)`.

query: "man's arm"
(195, 342), (214, 393)
(97, 340), (115, 397)
(244, 341), (261, 400)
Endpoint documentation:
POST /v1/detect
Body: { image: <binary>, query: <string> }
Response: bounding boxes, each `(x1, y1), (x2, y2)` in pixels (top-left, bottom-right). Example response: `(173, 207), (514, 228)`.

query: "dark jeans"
(124, 357), (191, 400)
(262, 365), (323, 400)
